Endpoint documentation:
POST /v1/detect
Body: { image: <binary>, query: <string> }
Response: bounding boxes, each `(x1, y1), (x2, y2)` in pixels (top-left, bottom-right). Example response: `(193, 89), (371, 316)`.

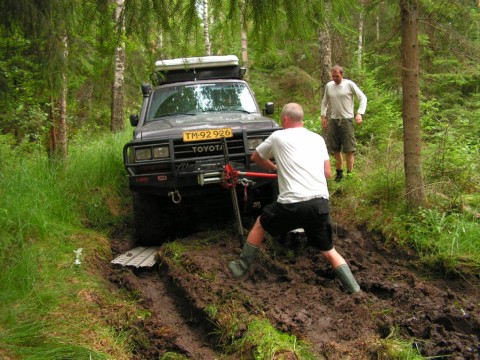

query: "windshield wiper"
(226, 109), (252, 114)
(202, 109), (252, 114)
(155, 112), (197, 118)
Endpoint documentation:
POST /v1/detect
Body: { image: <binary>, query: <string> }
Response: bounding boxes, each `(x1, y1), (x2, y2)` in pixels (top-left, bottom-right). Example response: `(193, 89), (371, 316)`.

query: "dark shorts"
(259, 198), (333, 251)
(326, 118), (356, 153)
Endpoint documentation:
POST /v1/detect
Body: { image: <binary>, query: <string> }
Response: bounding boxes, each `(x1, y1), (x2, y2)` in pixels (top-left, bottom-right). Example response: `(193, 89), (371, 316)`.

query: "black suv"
(124, 55), (279, 245)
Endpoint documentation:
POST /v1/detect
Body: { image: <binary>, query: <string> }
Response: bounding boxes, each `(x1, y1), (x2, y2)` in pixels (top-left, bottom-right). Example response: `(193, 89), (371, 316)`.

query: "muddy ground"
(108, 209), (480, 359)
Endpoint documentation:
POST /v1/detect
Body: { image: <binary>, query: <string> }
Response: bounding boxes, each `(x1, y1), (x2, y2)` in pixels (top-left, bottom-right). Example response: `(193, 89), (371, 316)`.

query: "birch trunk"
(240, 0), (249, 73)
(357, 9), (364, 70)
(111, 0), (125, 132)
(58, 51), (68, 158)
(49, 33), (68, 159)
(203, 0), (211, 55)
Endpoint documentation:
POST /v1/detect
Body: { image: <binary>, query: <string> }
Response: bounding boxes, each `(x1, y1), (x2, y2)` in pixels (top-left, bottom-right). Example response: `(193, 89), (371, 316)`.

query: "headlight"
(132, 145), (169, 162)
(135, 147), (152, 161)
(248, 137), (264, 150)
(153, 146), (169, 158)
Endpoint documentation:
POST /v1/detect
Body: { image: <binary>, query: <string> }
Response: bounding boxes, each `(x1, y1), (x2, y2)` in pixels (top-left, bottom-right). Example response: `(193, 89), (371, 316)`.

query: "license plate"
(183, 128), (233, 142)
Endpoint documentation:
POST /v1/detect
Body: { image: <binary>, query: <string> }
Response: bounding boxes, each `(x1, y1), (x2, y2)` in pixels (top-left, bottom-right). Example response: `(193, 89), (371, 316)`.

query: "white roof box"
(154, 55), (239, 72)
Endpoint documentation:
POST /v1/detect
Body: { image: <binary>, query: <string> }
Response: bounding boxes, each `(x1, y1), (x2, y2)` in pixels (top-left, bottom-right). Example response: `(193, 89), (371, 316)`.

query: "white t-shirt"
(256, 127), (329, 204)
(321, 79), (367, 119)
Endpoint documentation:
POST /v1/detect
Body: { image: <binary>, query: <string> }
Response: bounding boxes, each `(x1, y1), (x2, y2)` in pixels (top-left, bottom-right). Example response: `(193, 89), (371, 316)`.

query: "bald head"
(280, 103), (304, 126)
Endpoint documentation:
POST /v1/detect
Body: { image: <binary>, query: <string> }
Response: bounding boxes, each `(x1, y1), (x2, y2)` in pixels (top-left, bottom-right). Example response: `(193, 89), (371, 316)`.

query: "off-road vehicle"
(124, 55), (279, 245)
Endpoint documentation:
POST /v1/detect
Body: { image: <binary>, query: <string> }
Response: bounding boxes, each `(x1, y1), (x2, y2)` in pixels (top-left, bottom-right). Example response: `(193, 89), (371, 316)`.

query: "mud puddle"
(108, 215), (480, 359)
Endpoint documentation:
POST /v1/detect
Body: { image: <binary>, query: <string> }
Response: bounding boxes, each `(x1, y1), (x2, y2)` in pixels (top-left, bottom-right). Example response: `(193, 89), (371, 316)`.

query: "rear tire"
(133, 193), (169, 246)
(240, 181), (279, 229)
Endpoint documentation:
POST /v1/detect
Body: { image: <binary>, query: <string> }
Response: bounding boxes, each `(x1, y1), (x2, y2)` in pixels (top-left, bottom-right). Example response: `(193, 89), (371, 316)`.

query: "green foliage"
(249, 65), (321, 126)
(351, 68), (403, 146)
(0, 30), (51, 145)
(248, 71), (279, 120)
(420, 96), (480, 193)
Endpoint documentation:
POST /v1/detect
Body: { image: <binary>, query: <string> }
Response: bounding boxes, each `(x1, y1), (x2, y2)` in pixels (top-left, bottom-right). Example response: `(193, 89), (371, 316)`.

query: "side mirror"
(264, 102), (274, 116)
(130, 114), (139, 127)
(141, 83), (152, 97)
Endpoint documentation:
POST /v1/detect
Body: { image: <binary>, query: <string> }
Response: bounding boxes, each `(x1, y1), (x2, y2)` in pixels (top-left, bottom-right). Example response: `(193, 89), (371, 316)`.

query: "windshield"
(147, 81), (258, 121)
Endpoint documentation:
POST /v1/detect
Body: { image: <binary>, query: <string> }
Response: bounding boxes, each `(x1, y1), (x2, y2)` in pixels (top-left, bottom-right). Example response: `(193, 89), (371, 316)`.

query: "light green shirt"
(321, 79), (367, 119)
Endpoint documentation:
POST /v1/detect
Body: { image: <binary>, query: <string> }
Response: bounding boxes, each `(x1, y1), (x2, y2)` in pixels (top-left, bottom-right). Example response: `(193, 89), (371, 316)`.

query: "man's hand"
(355, 113), (363, 125)
(321, 115), (328, 128)
(251, 151), (276, 172)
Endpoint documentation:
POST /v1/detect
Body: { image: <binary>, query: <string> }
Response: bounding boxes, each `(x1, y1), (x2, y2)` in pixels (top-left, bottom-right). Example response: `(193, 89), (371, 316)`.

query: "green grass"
(327, 132), (480, 275)
(403, 209), (480, 272)
(0, 131), (138, 359)
(369, 327), (423, 360)
(241, 319), (316, 360)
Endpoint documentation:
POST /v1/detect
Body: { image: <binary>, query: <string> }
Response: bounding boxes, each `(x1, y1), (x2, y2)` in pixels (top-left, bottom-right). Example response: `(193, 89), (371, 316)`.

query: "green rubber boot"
(228, 242), (258, 279)
(335, 264), (361, 293)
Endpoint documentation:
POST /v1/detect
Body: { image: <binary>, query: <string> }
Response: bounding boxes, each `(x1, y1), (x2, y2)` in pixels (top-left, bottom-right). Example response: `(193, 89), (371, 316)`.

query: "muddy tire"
(255, 181), (279, 209)
(133, 193), (169, 246)
(264, 181), (279, 205)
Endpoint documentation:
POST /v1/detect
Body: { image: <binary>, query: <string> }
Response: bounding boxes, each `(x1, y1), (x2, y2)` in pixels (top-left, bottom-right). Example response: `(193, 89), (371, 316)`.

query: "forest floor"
(107, 205), (480, 359)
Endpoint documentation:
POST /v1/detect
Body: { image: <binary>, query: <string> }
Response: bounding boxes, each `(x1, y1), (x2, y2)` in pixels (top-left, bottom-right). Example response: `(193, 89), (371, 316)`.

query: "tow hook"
(238, 178), (255, 187)
(168, 190), (182, 204)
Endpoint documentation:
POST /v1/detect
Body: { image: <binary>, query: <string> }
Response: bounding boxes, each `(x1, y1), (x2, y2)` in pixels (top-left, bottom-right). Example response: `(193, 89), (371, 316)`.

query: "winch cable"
(221, 137), (278, 248)
(221, 137), (245, 247)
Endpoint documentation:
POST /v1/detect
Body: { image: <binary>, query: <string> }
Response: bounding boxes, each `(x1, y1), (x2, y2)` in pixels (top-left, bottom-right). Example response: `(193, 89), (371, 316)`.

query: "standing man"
(228, 103), (360, 294)
(321, 65), (367, 182)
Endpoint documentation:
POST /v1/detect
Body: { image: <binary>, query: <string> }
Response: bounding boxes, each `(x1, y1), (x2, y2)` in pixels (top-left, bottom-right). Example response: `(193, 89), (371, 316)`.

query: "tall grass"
(403, 209), (480, 272)
(0, 131), (138, 359)
(326, 115), (480, 275)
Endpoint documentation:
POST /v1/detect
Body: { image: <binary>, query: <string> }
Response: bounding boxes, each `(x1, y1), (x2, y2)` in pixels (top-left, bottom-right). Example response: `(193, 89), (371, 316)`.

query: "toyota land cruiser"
(123, 55), (279, 245)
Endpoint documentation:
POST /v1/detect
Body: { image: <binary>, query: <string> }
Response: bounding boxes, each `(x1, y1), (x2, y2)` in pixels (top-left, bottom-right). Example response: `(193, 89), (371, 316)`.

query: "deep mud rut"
(108, 212), (480, 359)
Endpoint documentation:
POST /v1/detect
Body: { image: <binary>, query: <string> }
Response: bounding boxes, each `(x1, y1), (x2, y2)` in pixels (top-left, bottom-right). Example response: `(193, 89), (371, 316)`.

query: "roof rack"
(150, 55), (246, 86)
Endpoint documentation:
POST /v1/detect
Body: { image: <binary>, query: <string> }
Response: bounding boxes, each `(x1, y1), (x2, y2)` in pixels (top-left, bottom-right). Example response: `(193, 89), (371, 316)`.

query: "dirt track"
(108, 213), (480, 359)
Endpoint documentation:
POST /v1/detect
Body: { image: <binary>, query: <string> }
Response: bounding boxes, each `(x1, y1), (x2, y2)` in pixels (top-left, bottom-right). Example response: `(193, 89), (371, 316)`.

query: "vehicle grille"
(173, 134), (245, 161)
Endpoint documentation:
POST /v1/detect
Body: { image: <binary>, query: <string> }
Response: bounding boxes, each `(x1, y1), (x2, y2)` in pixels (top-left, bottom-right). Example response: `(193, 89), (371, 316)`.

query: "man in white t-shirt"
(228, 103), (360, 293)
(321, 65), (367, 181)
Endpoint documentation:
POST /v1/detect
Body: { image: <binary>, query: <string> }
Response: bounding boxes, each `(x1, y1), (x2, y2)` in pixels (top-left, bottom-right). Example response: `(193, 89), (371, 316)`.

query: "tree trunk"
(111, 0), (125, 133)
(318, 27), (332, 88)
(357, 9), (364, 70)
(240, 0), (249, 76)
(400, 0), (425, 208)
(58, 61), (68, 158)
(49, 97), (56, 157)
(203, 0), (211, 55)
(49, 34), (68, 159)
(318, 0), (332, 89)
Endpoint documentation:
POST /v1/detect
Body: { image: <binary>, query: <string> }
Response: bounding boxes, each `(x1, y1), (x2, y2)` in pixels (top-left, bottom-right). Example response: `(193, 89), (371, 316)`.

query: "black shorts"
(259, 198), (333, 251)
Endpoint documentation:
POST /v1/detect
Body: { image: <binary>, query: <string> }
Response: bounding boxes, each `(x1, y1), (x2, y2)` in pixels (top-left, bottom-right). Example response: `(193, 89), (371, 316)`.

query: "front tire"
(133, 193), (169, 246)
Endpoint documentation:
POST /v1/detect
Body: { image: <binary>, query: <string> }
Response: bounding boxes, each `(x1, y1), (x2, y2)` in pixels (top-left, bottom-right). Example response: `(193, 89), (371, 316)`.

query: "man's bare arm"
(251, 151), (276, 172)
